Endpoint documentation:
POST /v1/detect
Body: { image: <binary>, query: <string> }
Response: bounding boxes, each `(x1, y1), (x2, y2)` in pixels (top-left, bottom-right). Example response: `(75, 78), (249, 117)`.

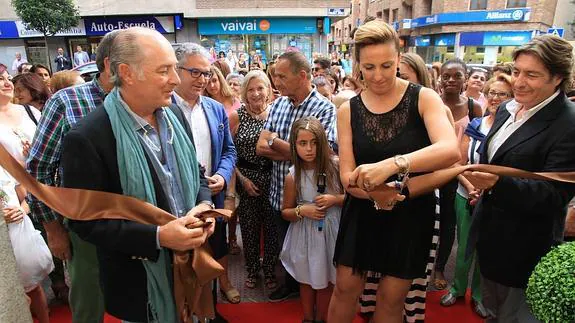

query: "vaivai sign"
(198, 18), (317, 35)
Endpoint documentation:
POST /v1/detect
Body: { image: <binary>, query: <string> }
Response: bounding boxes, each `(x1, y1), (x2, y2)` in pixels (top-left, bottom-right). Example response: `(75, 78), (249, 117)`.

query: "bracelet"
(295, 205), (302, 220)
(225, 193), (237, 200)
(394, 155), (410, 176)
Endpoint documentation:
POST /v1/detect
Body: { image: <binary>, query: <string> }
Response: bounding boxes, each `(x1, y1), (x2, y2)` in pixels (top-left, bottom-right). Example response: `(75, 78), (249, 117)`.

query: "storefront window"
(25, 40), (48, 66)
(201, 33), (314, 65)
(271, 34), (313, 61)
(506, 0), (527, 8)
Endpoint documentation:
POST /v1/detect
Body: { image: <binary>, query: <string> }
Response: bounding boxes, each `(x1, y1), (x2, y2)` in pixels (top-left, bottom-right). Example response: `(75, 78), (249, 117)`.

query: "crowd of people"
(0, 18), (575, 323)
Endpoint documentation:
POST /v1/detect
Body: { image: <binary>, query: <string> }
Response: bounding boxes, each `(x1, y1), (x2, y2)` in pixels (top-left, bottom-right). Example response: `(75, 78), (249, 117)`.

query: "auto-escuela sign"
(0, 16), (175, 39)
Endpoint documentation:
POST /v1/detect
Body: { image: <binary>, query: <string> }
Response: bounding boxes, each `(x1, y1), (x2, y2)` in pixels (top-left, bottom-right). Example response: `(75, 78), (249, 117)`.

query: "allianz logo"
(486, 10), (524, 20)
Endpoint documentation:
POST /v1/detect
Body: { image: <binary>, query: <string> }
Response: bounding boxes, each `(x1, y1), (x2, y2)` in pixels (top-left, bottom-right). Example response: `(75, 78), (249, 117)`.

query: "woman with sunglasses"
(440, 74), (513, 318)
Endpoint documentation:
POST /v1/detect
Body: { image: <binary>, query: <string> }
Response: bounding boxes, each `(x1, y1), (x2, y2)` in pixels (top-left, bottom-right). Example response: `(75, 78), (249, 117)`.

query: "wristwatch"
(200, 200), (215, 210)
(267, 134), (278, 147)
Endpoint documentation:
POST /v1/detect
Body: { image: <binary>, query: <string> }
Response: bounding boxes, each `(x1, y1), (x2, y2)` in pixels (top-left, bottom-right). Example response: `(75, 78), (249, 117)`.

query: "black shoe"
(209, 311), (228, 323)
(268, 284), (298, 302)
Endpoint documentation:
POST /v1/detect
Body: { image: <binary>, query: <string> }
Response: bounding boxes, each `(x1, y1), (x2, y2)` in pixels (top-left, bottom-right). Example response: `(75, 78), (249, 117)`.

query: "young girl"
(280, 117), (344, 323)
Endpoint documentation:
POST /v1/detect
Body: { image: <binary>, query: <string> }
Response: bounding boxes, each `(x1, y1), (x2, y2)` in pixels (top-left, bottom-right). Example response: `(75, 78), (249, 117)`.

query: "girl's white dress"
(280, 166), (341, 290)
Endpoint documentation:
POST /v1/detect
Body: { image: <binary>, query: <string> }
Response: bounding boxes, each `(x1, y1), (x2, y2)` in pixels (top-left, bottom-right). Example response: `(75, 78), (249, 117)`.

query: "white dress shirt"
(179, 97), (212, 175)
(487, 90), (560, 162)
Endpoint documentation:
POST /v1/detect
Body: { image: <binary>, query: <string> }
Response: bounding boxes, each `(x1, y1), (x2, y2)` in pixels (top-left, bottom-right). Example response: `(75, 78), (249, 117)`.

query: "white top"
(0, 105), (41, 164)
(180, 99), (212, 175)
(487, 91), (559, 162)
(0, 168), (19, 208)
(457, 118), (490, 198)
(11, 58), (27, 74)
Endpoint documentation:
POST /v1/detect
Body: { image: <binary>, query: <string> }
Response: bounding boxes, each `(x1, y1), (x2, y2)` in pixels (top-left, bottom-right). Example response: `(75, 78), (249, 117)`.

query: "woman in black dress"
(328, 20), (460, 323)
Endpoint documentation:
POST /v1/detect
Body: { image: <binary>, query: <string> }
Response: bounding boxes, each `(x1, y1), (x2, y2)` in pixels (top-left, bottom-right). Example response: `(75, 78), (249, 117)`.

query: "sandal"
(220, 287), (241, 304)
(228, 238), (241, 255)
(245, 275), (258, 289)
(433, 278), (448, 290)
(264, 276), (278, 290)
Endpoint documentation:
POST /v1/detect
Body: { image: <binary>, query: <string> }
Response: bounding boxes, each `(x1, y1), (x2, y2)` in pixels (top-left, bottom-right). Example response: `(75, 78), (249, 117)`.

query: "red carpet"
(41, 291), (483, 323)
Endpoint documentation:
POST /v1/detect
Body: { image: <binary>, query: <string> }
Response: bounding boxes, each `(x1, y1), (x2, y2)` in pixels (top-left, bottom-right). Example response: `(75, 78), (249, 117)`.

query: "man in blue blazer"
(172, 42), (237, 322)
(465, 35), (575, 322)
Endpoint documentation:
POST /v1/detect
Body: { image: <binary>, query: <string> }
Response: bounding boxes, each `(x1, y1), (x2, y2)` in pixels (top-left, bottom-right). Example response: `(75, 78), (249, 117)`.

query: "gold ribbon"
(351, 163), (575, 206)
(0, 143), (230, 321)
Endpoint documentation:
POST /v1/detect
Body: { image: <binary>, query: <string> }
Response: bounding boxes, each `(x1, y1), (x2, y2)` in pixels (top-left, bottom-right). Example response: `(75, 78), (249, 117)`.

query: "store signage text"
(221, 20), (258, 32)
(410, 8), (531, 28)
(0, 16), (175, 39)
(198, 18), (316, 35)
(89, 20), (157, 33)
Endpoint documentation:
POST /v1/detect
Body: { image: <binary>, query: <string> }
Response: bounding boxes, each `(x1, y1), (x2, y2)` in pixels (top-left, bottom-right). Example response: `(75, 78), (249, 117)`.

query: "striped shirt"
(26, 77), (107, 223)
(263, 88), (336, 211)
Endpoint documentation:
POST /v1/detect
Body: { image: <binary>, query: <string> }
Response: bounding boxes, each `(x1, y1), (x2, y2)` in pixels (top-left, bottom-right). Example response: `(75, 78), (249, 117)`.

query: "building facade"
(0, 0), (349, 72)
(330, 0), (573, 64)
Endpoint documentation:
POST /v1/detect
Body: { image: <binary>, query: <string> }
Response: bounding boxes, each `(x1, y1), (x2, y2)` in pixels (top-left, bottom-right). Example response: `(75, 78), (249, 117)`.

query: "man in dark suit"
(464, 35), (575, 322)
(54, 47), (72, 71)
(61, 27), (216, 322)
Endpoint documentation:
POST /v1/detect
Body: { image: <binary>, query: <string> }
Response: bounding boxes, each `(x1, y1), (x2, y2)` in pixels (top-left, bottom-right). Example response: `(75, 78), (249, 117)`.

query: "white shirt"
(178, 97), (212, 175)
(11, 58), (27, 74)
(487, 90), (560, 162)
(0, 105), (40, 164)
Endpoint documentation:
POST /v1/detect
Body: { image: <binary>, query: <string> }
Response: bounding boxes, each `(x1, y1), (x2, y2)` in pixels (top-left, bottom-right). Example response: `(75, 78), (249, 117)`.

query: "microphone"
(317, 172), (326, 232)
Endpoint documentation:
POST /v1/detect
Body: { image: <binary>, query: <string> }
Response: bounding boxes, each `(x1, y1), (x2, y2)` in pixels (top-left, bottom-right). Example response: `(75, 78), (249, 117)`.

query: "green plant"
(526, 241), (575, 322)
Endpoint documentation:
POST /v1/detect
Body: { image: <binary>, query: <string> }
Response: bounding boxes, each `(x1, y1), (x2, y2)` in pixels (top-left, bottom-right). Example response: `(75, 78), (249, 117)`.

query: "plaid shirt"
(263, 88), (336, 211)
(26, 77), (107, 223)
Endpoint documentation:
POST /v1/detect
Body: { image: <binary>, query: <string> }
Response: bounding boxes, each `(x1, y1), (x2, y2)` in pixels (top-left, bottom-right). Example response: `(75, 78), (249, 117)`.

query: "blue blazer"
(173, 95), (237, 208)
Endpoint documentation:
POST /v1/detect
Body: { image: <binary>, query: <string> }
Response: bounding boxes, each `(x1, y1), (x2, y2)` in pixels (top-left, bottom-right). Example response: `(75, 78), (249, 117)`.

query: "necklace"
(246, 104), (268, 120)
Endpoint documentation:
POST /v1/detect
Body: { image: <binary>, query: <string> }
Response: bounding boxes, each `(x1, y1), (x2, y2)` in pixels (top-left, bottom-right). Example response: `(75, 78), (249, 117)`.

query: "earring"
(396, 67), (401, 78)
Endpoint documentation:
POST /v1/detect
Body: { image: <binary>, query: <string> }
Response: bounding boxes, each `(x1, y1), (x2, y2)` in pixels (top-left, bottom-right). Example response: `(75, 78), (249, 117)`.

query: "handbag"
(8, 214), (54, 292)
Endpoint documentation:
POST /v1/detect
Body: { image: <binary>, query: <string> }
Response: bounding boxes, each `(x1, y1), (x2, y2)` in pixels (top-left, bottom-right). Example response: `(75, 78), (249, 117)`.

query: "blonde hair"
(206, 65), (234, 100)
(353, 19), (400, 78)
(50, 70), (83, 93)
(240, 70), (273, 104)
(289, 117), (341, 199)
(482, 74), (514, 97)
(512, 35), (574, 92)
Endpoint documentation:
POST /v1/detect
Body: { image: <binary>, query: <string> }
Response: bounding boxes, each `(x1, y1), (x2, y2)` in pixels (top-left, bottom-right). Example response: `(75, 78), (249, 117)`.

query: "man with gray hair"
(62, 28), (215, 323)
(256, 50), (336, 302)
(172, 42), (237, 323)
(26, 29), (119, 323)
(465, 35), (575, 322)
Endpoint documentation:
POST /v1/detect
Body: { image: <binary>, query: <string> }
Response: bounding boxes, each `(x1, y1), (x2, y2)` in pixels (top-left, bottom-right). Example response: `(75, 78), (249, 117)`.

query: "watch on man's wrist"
(267, 134), (278, 147)
(200, 200), (215, 210)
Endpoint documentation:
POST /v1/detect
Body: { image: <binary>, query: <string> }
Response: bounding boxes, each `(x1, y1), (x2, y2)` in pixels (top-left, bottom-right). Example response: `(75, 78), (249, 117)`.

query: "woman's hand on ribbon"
(349, 160), (395, 192)
(367, 185), (405, 210)
(300, 204), (326, 220)
(463, 171), (499, 191)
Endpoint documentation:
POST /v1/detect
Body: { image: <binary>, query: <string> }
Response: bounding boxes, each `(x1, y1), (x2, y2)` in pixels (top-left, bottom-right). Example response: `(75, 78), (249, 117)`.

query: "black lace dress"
(333, 83), (436, 279)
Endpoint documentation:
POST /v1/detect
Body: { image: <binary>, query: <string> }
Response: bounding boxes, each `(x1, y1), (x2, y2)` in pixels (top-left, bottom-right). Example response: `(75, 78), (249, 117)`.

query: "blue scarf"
(104, 88), (199, 322)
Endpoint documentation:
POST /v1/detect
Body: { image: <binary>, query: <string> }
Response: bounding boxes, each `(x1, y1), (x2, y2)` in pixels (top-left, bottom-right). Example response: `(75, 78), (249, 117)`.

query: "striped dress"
(359, 189), (441, 322)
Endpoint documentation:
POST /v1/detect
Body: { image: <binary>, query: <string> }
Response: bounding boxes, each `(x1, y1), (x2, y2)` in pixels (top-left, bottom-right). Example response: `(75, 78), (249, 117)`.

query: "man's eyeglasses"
(487, 91), (510, 98)
(178, 66), (213, 79)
